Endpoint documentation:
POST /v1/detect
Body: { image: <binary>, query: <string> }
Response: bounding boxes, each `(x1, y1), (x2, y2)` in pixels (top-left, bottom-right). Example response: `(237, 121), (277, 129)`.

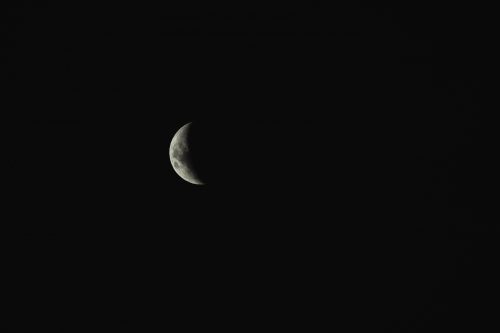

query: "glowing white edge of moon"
(169, 123), (204, 185)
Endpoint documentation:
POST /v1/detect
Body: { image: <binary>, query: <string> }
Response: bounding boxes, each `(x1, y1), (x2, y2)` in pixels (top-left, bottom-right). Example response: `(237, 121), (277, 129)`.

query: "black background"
(5, 1), (495, 332)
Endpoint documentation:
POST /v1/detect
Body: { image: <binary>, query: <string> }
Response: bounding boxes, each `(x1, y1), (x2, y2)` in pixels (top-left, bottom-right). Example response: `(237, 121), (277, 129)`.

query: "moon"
(169, 123), (204, 185)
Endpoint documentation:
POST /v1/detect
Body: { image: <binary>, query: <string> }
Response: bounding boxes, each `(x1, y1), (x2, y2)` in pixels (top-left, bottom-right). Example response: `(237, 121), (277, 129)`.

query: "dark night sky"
(5, 1), (495, 332)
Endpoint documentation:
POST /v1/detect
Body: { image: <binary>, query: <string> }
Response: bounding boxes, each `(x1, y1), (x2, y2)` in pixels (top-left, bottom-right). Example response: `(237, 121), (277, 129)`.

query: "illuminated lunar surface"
(169, 123), (204, 185)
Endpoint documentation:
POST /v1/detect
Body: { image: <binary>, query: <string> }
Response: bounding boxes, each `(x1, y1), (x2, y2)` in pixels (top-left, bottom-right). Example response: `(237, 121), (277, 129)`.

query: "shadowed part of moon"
(169, 123), (204, 185)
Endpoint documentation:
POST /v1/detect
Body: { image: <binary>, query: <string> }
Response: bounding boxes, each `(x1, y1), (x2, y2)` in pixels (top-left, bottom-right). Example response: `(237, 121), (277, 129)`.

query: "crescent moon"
(169, 123), (204, 185)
